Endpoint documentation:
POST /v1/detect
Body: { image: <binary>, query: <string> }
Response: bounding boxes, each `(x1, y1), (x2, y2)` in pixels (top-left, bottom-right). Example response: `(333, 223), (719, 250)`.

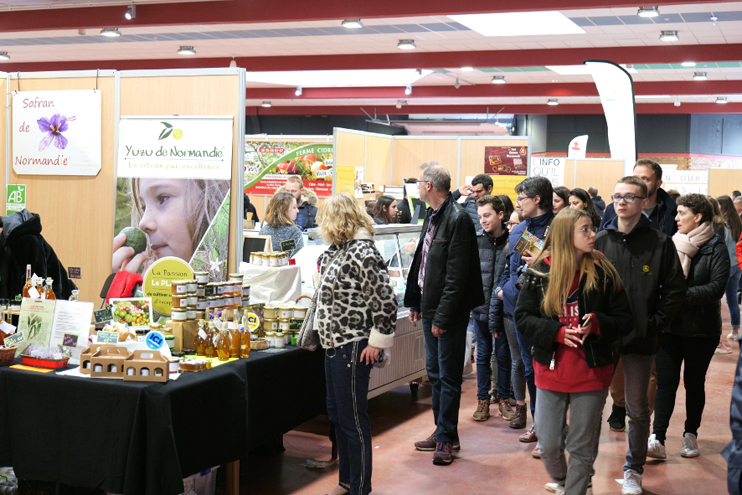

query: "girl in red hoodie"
(515, 208), (633, 495)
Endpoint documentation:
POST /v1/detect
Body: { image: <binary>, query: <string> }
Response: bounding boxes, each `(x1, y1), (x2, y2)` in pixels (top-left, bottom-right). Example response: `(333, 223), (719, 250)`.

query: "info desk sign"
(12, 90), (102, 176)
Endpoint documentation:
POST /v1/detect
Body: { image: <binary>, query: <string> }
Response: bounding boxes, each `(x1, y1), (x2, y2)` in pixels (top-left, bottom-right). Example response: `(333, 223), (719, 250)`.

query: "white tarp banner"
(530, 157), (566, 187)
(586, 61), (637, 175)
(12, 90), (102, 176)
(567, 135), (588, 158)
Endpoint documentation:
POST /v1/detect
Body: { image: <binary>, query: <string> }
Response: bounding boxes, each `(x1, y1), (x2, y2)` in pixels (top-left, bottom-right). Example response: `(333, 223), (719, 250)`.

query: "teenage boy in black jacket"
(594, 176), (686, 495)
(405, 163), (483, 466)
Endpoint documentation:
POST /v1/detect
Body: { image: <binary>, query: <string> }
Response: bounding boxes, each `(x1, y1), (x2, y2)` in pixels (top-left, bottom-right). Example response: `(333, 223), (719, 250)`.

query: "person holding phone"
(515, 208), (633, 495)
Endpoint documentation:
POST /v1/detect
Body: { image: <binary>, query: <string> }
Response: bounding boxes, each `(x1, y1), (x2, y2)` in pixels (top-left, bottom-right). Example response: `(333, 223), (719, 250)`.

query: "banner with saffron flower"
(11, 90), (102, 176)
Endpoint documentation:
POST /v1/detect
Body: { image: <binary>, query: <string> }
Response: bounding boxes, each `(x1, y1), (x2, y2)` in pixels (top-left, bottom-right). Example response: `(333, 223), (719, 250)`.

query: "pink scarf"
(672, 221), (715, 278)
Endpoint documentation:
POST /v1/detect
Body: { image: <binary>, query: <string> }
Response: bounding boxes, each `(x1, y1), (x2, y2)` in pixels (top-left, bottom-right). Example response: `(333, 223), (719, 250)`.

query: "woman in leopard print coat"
(315, 193), (397, 495)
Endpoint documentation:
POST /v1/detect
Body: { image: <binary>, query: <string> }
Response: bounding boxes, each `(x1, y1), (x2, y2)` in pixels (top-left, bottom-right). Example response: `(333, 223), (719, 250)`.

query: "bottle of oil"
(229, 312), (241, 358)
(195, 320), (206, 355)
(216, 320), (231, 361)
(204, 321), (217, 358)
(239, 309), (251, 358)
(22, 265), (32, 298)
(44, 277), (56, 300)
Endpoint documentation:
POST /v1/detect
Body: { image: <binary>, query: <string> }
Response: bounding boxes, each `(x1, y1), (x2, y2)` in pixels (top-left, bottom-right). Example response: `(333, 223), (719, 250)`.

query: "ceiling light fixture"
(0, 52), (9, 60)
(405, 85), (412, 96)
(716, 97), (728, 104)
(341, 19), (363, 29)
(229, 57), (236, 68)
(261, 101), (272, 108)
(396, 100), (403, 109)
(660, 30), (678, 42)
(460, 66), (474, 72)
(674, 97), (681, 107)
(454, 78), (461, 89)
(397, 39), (416, 50)
(637, 6), (659, 17)
(295, 87), (302, 96)
(681, 61), (696, 67)
(178, 46), (196, 55)
(693, 71), (708, 81)
(547, 99), (559, 106)
(449, 11), (585, 36)
(491, 76), (506, 84)
(100, 28), (121, 37)
(124, 4), (136, 20)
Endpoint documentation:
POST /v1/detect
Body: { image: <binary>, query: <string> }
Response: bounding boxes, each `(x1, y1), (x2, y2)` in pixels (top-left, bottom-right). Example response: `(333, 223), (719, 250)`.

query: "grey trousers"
(621, 353), (656, 474)
(536, 387), (609, 495)
(503, 316), (526, 401)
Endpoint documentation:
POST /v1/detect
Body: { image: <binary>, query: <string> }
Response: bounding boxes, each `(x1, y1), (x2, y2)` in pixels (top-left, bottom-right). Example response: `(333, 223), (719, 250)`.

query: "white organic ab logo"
(8, 187), (24, 203)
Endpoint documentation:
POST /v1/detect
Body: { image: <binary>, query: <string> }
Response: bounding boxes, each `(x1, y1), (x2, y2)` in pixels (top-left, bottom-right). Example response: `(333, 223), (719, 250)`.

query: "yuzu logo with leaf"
(158, 122), (184, 140)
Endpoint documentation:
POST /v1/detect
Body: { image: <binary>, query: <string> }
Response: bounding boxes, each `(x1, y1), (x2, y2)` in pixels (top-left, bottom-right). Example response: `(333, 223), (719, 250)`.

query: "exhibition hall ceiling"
(0, 0), (740, 114)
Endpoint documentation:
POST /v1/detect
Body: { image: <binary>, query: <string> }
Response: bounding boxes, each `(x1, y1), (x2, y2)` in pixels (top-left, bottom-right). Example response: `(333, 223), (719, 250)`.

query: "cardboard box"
(90, 346), (131, 379)
(123, 349), (169, 383)
(165, 319), (199, 351)
(79, 343), (119, 374)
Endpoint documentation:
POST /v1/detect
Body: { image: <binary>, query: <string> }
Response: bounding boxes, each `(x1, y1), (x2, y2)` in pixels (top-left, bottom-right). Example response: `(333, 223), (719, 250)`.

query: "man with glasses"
(599, 159), (678, 236)
(497, 176), (554, 457)
(405, 163), (483, 466)
(452, 174), (494, 228)
(594, 176), (685, 495)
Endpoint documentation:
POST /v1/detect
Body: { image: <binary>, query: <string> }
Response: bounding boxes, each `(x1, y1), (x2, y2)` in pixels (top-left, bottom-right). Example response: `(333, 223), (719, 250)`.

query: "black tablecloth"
(0, 347), (326, 495)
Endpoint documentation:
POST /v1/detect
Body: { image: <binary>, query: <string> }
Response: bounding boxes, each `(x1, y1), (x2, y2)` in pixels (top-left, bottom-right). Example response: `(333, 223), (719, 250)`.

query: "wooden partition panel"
(7, 76), (116, 302)
(120, 74), (243, 276)
(460, 138), (528, 187)
(365, 134), (393, 190)
(570, 159), (625, 199)
(392, 138), (458, 184)
(709, 168), (742, 198)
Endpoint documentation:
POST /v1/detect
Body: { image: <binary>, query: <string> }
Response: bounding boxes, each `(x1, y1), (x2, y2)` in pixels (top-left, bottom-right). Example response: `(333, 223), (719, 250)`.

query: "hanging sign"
(12, 90), (102, 176)
(245, 140), (334, 197)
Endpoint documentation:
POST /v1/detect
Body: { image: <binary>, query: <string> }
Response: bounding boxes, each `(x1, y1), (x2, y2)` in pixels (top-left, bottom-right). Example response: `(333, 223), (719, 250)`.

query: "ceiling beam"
(248, 102), (742, 116)
(2, 44), (740, 73)
(0, 0), (725, 32)
(246, 81), (742, 100)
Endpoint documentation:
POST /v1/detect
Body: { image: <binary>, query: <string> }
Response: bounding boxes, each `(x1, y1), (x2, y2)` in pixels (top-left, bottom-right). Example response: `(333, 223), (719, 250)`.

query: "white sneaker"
(544, 482), (564, 495)
(715, 343), (732, 355)
(729, 332), (741, 342)
(622, 469), (643, 495)
(681, 432), (700, 458)
(647, 433), (667, 460)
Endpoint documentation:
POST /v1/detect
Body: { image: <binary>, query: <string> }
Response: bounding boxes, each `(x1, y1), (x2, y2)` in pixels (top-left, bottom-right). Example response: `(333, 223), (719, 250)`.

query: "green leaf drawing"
(158, 128), (173, 140)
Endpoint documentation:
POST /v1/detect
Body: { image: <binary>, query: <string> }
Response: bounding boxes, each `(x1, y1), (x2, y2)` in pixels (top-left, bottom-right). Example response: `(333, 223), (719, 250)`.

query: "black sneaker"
(607, 405), (626, 432)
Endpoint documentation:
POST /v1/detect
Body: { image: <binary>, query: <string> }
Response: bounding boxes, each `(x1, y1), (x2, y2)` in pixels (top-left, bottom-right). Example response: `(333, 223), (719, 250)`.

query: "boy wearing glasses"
(594, 176), (685, 495)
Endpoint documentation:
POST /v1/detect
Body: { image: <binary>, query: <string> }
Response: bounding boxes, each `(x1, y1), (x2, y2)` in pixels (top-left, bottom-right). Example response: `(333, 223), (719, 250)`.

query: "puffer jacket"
(471, 227), (509, 322)
(594, 214), (686, 355)
(670, 233), (730, 338)
(315, 230), (397, 349)
(404, 194), (483, 330)
(515, 258), (633, 369)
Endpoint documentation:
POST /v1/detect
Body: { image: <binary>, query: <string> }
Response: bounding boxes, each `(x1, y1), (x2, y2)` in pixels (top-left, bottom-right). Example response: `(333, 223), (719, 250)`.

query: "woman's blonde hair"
(535, 208), (623, 316)
(317, 192), (375, 245)
(131, 178), (230, 257)
(265, 192), (297, 227)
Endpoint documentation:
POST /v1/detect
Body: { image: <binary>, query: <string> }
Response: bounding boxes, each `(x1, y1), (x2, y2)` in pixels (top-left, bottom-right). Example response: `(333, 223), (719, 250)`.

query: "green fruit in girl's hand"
(119, 227), (147, 254)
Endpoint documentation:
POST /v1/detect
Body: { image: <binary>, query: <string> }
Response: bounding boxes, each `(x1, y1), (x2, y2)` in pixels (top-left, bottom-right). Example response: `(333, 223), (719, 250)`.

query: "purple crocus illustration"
(37, 113), (69, 151)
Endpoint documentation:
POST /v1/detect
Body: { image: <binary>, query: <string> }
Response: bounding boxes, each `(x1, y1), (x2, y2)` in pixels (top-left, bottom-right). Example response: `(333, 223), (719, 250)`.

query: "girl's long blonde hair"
(317, 192), (375, 245)
(535, 208), (623, 316)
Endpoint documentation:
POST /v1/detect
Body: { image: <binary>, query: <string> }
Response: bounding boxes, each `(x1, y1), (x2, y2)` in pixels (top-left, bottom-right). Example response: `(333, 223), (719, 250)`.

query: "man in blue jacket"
(498, 176), (554, 456)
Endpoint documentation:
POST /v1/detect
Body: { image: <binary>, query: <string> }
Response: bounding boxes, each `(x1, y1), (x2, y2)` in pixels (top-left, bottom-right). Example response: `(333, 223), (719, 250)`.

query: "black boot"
(607, 404), (626, 432)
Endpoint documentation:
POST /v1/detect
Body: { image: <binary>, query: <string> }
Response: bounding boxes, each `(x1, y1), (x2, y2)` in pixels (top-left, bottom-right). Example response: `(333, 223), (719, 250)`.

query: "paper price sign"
(3, 331), (25, 347)
(97, 331), (119, 344)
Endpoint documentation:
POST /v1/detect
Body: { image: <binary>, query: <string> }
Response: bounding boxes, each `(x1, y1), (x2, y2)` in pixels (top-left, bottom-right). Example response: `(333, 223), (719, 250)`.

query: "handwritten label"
(280, 239), (297, 252)
(3, 331), (25, 347)
(62, 333), (79, 347)
(97, 331), (119, 344)
(93, 308), (113, 324)
(68, 267), (81, 279)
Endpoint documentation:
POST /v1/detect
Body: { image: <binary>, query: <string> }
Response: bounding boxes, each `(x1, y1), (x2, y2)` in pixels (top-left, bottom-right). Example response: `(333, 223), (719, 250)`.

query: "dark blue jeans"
(515, 315), (538, 419)
(473, 318), (510, 400)
(325, 340), (374, 495)
(423, 313), (468, 444)
(727, 264), (742, 329)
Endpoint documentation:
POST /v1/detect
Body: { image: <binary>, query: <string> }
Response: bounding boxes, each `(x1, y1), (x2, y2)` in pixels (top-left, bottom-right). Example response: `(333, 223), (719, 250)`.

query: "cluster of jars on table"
(249, 251), (291, 267)
(170, 272), (251, 322)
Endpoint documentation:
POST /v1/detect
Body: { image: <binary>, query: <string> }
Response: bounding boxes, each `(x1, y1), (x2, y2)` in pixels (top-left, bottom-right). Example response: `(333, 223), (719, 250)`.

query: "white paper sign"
(530, 157), (566, 187)
(662, 169), (709, 195)
(12, 90), (102, 176)
(49, 300), (94, 365)
(118, 117), (234, 180)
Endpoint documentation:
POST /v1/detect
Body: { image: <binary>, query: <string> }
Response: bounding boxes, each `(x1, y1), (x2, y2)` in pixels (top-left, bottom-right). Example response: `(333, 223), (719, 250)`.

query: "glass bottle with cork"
(22, 265), (33, 298)
(215, 320), (231, 361)
(239, 309), (250, 358)
(229, 312), (241, 358)
(44, 277), (55, 300)
(204, 320), (217, 358)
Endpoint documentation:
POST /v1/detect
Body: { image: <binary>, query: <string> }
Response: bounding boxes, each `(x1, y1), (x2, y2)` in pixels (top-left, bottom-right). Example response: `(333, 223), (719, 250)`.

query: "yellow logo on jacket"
(642, 265), (650, 273)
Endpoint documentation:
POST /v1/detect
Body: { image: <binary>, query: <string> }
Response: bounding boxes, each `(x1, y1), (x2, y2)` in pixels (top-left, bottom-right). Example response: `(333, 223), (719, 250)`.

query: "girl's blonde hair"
(265, 192), (297, 227)
(131, 178), (230, 256)
(535, 208), (623, 316)
(317, 192), (375, 245)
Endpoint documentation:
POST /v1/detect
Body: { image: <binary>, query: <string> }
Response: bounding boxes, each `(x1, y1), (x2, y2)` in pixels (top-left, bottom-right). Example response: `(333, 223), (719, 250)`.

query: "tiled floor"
(230, 324), (738, 495)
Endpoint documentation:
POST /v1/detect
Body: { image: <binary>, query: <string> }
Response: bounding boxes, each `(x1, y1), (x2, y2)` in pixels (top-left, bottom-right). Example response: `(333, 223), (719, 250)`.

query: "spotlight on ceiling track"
(125, 4), (136, 20)
(295, 87), (302, 96)
(405, 85), (412, 96)
(637, 6), (659, 17)
(454, 78), (461, 89)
